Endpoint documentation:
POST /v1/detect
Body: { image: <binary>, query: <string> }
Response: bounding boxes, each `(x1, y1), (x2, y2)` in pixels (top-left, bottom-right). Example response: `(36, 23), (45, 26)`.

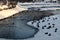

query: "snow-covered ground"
(18, 2), (60, 10)
(0, 5), (27, 20)
(25, 15), (60, 40)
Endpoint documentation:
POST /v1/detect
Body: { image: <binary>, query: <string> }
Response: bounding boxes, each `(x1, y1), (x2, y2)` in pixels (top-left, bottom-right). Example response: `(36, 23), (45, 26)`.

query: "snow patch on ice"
(26, 15), (60, 40)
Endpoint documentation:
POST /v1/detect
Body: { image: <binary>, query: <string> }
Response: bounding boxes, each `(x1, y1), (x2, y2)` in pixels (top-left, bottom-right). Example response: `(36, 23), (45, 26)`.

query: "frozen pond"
(0, 10), (56, 39)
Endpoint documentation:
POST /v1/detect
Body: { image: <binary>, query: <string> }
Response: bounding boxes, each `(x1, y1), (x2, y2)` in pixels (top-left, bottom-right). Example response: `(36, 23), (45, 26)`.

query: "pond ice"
(26, 15), (60, 40)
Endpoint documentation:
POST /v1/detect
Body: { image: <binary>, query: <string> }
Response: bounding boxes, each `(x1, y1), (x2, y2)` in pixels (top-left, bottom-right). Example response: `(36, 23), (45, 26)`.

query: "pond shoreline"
(0, 10), (55, 39)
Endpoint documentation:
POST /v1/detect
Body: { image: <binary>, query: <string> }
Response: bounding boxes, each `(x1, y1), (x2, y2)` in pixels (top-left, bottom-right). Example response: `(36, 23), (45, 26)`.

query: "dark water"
(45, 10), (60, 15)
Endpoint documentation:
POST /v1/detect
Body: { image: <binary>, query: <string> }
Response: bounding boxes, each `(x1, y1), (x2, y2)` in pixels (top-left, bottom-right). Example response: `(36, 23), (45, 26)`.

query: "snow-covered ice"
(26, 15), (60, 40)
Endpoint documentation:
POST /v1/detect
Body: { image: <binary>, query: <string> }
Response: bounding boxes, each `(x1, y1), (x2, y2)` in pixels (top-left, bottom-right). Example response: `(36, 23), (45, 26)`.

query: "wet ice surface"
(26, 15), (60, 40)
(13, 17), (38, 39)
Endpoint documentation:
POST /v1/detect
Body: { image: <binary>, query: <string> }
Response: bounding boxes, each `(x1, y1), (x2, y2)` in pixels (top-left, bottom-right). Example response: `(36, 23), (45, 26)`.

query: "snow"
(25, 15), (60, 40)
(0, 5), (27, 20)
(0, 5), (8, 9)
(18, 2), (60, 9)
(27, 21), (39, 28)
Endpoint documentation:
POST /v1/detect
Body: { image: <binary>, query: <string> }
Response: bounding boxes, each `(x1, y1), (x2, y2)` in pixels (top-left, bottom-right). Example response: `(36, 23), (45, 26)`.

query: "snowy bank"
(0, 5), (27, 20)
